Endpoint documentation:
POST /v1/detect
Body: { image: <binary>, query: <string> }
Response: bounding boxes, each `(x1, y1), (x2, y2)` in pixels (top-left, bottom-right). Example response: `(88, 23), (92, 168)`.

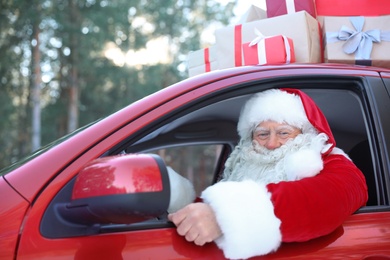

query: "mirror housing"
(58, 153), (170, 225)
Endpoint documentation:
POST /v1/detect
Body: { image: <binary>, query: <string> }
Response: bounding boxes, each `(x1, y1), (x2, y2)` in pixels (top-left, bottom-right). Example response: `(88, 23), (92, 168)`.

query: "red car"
(1, 64), (390, 259)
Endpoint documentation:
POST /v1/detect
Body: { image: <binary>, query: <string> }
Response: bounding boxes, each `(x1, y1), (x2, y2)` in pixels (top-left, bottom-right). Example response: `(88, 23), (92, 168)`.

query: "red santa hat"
(237, 88), (336, 156)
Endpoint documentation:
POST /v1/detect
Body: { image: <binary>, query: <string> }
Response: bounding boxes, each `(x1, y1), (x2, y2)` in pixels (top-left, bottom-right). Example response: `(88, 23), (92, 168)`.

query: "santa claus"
(168, 88), (368, 259)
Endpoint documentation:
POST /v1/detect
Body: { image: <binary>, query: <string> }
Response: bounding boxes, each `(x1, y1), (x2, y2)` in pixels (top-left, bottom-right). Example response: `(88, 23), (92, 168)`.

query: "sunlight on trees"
(0, 0), (237, 168)
(103, 37), (171, 68)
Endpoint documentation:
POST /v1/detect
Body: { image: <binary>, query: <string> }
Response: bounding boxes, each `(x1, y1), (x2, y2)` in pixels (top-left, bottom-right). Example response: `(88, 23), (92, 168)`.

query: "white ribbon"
(285, 0), (296, 14)
(248, 29), (266, 47)
(249, 29), (292, 65)
(283, 35), (292, 64)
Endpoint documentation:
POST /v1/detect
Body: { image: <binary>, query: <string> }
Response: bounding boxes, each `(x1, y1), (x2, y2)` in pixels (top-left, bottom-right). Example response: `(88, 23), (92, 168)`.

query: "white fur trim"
(238, 90), (312, 140)
(167, 167), (196, 213)
(284, 149), (323, 180)
(330, 147), (351, 161)
(201, 180), (281, 259)
(284, 132), (332, 180)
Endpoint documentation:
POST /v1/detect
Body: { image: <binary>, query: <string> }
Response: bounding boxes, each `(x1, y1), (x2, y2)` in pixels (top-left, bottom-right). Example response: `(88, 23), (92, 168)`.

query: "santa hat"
(237, 88), (336, 155)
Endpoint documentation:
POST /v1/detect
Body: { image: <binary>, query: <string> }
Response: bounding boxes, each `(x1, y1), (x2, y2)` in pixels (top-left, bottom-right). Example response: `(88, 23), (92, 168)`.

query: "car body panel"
(2, 64), (390, 259)
(0, 177), (30, 259)
(15, 212), (390, 259)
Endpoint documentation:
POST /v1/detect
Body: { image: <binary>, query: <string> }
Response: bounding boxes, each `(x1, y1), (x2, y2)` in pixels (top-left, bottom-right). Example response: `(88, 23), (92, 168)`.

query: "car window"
(304, 88), (378, 206)
(125, 86), (381, 207)
(148, 144), (224, 196)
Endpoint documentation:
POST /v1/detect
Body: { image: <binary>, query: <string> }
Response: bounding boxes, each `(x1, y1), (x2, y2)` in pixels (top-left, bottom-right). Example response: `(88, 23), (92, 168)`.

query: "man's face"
(252, 120), (302, 150)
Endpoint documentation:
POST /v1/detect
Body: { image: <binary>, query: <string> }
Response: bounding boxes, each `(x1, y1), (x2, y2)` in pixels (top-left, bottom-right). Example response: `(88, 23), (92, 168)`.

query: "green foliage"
(0, 0), (41, 166)
(0, 0), (236, 168)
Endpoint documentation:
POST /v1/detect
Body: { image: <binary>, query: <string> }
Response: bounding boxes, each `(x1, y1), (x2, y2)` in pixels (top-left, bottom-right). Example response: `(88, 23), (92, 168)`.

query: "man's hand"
(168, 202), (222, 246)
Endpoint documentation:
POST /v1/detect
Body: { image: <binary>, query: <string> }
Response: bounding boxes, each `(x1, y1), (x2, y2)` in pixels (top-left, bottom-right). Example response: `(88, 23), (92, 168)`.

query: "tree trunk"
(68, 65), (79, 133)
(31, 19), (41, 152)
(68, 0), (79, 133)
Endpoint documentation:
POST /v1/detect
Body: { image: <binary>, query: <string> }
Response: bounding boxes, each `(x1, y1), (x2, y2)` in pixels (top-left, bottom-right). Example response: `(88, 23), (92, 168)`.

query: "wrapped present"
(215, 11), (322, 69)
(324, 15), (390, 68)
(266, 0), (316, 18)
(316, 0), (390, 16)
(238, 5), (267, 23)
(187, 45), (218, 77)
(243, 31), (295, 65)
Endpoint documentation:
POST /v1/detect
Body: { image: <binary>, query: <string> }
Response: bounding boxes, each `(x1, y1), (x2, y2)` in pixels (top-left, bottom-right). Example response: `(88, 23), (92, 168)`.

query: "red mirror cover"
(72, 154), (163, 200)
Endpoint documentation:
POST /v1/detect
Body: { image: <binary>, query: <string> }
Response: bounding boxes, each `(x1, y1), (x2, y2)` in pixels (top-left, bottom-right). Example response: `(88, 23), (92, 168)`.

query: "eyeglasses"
(253, 125), (301, 141)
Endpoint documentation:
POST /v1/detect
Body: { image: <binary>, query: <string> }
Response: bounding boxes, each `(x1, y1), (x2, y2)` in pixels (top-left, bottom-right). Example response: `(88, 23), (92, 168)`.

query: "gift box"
(243, 33), (295, 65)
(266, 0), (316, 18)
(238, 5), (267, 23)
(324, 15), (390, 68)
(187, 45), (218, 77)
(215, 11), (322, 69)
(316, 0), (390, 16)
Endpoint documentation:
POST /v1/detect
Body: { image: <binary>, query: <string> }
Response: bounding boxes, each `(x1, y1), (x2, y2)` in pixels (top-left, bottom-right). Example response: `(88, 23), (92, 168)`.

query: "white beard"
(222, 133), (322, 184)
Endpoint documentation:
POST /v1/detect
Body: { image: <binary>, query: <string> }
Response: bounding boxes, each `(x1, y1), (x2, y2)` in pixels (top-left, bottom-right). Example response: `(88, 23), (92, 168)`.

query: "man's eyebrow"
(254, 127), (269, 132)
(276, 125), (296, 131)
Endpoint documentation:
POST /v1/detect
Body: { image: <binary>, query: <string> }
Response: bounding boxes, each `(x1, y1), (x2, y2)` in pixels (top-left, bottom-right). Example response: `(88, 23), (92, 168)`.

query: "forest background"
(0, 0), (243, 169)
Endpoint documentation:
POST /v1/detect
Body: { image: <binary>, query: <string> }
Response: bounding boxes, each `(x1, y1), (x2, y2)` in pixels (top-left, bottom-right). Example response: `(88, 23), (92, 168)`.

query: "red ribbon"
(317, 22), (324, 63)
(234, 25), (243, 67)
(204, 48), (210, 72)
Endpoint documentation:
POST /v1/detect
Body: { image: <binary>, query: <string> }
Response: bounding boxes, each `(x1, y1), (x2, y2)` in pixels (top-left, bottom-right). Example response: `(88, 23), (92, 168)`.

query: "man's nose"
(264, 134), (282, 150)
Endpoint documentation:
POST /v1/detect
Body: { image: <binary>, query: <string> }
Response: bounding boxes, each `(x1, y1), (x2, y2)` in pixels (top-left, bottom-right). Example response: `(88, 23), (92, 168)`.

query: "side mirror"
(58, 153), (170, 225)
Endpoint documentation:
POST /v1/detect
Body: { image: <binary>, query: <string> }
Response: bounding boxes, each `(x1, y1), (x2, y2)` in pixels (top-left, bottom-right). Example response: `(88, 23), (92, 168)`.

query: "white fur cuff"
(167, 167), (196, 213)
(201, 180), (282, 259)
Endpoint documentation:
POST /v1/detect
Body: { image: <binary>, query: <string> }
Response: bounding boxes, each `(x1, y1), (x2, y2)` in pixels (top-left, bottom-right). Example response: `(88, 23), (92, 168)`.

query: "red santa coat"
(269, 154), (368, 242)
(201, 89), (368, 259)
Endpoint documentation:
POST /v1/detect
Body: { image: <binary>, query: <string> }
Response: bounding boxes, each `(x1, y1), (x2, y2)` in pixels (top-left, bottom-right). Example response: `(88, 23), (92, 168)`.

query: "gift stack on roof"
(187, 0), (390, 77)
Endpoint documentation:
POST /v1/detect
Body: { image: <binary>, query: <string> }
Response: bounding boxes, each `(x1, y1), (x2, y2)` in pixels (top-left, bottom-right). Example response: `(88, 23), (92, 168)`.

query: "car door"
(16, 67), (244, 260)
(16, 66), (390, 259)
